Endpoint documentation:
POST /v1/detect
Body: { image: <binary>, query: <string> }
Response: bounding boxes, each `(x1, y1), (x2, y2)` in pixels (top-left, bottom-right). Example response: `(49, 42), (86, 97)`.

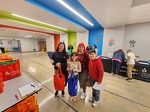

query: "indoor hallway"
(8, 52), (150, 112)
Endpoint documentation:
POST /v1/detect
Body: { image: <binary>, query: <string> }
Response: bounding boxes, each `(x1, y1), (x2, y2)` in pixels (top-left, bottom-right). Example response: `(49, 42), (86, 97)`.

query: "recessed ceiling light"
(56, 0), (94, 26)
(12, 14), (68, 31)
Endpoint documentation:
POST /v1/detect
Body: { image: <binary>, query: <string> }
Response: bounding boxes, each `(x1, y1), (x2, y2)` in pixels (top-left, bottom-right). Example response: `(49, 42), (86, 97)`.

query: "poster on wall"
(129, 40), (136, 48)
(108, 39), (114, 46)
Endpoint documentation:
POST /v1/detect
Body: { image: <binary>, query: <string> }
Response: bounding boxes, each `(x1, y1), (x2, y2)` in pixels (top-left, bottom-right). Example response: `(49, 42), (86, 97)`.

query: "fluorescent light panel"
(12, 14), (68, 31)
(25, 35), (32, 38)
(56, 0), (94, 26)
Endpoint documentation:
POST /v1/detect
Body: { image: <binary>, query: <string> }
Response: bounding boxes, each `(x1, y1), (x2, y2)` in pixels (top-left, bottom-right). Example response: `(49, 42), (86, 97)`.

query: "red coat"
(88, 58), (104, 83)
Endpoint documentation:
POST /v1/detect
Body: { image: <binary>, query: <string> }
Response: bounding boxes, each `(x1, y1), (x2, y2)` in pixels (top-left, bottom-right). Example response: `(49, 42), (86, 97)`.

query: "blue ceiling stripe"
(25, 0), (103, 30)
(25, 0), (88, 30)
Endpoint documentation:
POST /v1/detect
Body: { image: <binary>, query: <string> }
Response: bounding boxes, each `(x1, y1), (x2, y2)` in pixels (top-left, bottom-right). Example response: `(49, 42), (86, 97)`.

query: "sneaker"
(89, 97), (94, 103)
(62, 91), (65, 97)
(80, 92), (87, 100)
(126, 78), (132, 82)
(92, 101), (99, 108)
(55, 91), (58, 97)
(78, 88), (83, 93)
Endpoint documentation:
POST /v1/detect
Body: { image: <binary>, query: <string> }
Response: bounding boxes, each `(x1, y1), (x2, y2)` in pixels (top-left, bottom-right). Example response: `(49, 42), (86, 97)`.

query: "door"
(39, 41), (47, 52)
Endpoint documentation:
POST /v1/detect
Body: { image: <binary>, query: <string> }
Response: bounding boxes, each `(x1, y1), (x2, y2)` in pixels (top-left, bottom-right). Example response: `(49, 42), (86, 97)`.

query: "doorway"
(39, 41), (47, 52)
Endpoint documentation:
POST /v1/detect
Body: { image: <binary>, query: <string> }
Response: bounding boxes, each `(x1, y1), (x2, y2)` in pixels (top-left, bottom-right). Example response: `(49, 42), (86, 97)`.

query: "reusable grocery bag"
(68, 70), (78, 96)
(0, 59), (21, 81)
(54, 67), (65, 91)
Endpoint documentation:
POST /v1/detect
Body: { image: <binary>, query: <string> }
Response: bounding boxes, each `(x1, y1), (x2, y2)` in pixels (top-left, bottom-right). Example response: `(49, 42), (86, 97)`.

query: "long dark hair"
(56, 42), (66, 53)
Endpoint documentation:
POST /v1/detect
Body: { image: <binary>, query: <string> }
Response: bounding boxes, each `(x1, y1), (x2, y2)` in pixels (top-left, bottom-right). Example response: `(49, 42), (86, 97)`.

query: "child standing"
(88, 50), (104, 108)
(67, 52), (81, 102)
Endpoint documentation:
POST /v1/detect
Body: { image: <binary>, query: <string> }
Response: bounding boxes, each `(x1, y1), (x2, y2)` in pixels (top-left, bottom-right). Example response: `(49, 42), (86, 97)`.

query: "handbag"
(68, 70), (78, 96)
(54, 67), (65, 91)
(85, 78), (91, 87)
(0, 59), (21, 81)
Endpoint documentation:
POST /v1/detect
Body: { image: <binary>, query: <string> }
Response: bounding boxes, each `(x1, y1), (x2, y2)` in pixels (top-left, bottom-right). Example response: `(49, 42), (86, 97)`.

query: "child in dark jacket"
(88, 49), (104, 108)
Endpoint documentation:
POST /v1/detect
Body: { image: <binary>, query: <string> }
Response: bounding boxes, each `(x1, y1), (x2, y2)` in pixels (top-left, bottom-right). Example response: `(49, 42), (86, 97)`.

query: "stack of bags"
(5, 96), (39, 112)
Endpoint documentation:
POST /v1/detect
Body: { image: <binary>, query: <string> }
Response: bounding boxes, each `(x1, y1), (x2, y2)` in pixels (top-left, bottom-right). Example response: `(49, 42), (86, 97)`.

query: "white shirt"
(127, 52), (136, 64)
(95, 48), (98, 56)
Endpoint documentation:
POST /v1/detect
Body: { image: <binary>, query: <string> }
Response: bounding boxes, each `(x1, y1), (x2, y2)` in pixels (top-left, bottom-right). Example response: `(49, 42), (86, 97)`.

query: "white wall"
(102, 27), (125, 56)
(0, 37), (37, 52)
(46, 35), (54, 52)
(123, 23), (150, 61)
(60, 34), (68, 50)
(77, 31), (88, 47)
(19, 38), (36, 52)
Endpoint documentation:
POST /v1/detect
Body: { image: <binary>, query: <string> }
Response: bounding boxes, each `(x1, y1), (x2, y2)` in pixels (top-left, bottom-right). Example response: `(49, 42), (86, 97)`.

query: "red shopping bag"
(0, 72), (4, 93)
(0, 59), (21, 81)
(54, 67), (65, 91)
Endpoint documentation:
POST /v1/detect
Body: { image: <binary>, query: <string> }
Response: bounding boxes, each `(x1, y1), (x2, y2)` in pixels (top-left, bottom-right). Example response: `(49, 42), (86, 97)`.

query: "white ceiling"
(0, 0), (150, 38)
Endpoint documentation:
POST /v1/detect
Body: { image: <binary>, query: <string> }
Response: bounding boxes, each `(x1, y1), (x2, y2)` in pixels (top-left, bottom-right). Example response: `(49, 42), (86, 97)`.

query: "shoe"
(111, 73), (115, 76)
(69, 96), (73, 102)
(126, 78), (132, 82)
(55, 91), (58, 97)
(62, 91), (65, 97)
(78, 88), (83, 93)
(89, 97), (94, 103)
(80, 92), (87, 100)
(73, 97), (76, 102)
(92, 101), (99, 108)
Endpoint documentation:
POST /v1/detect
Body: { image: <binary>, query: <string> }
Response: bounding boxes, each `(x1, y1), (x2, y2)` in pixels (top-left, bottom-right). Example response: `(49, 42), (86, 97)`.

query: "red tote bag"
(0, 59), (21, 81)
(0, 72), (4, 93)
(54, 67), (65, 91)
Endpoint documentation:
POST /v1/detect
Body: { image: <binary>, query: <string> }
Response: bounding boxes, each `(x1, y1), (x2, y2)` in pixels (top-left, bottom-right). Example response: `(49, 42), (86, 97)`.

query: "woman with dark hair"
(52, 42), (69, 97)
(77, 43), (89, 100)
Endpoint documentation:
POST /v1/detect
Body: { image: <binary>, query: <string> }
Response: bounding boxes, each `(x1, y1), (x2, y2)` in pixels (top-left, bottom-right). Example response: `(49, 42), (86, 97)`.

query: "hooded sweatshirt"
(88, 57), (104, 83)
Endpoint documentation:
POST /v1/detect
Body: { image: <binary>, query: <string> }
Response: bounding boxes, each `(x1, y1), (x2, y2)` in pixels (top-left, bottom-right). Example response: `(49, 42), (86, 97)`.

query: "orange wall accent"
(54, 34), (60, 50)
(0, 24), (55, 35)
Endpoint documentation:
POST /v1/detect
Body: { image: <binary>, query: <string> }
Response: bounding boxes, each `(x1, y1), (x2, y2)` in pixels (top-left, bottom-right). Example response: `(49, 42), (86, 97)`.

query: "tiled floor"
(9, 52), (150, 112)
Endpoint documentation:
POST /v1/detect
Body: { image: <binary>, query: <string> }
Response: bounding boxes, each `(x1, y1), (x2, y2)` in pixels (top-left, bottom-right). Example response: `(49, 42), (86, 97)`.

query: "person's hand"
(68, 68), (72, 72)
(73, 69), (77, 72)
(56, 63), (61, 67)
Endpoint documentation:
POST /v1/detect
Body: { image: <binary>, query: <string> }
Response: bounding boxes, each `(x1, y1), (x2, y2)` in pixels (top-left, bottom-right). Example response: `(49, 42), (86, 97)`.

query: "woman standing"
(77, 43), (89, 100)
(52, 42), (69, 97)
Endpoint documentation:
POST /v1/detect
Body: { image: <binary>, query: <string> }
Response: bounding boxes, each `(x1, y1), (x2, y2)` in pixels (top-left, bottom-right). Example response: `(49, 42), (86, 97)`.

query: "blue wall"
(88, 29), (104, 56)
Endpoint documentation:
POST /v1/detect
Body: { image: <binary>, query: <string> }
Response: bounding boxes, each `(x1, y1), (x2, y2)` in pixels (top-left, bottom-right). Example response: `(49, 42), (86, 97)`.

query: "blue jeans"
(90, 79), (100, 101)
(112, 60), (121, 74)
